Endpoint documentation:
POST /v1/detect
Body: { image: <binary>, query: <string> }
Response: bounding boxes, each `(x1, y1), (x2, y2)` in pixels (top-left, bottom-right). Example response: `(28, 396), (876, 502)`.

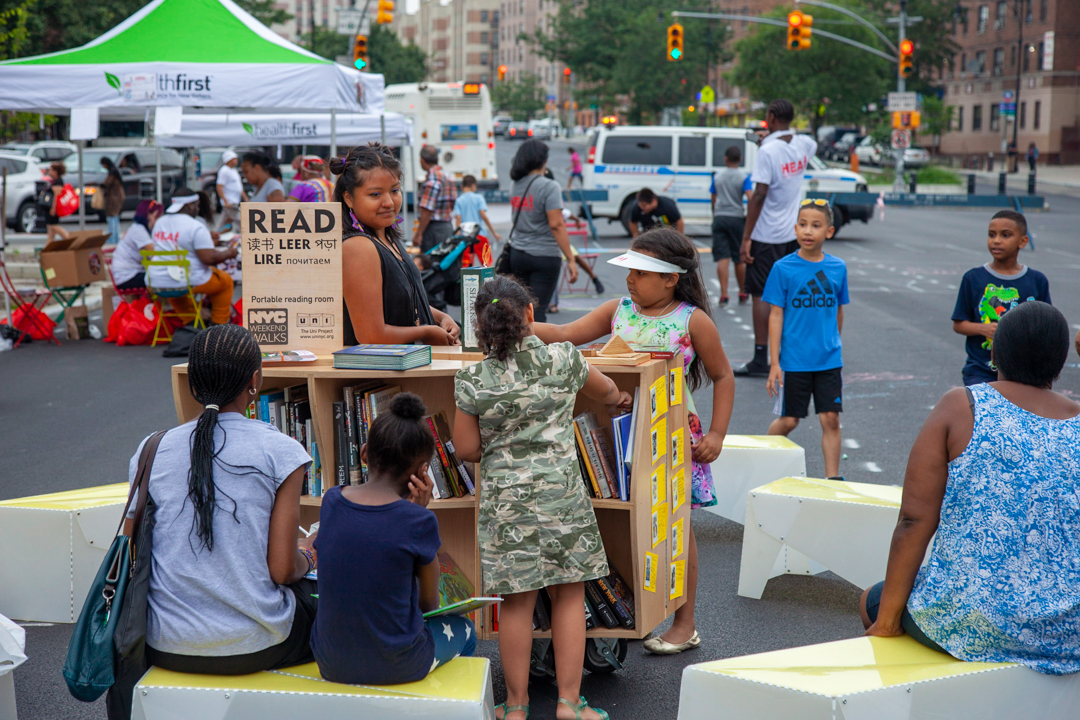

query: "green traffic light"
(355, 58), (367, 70)
(670, 48), (682, 59)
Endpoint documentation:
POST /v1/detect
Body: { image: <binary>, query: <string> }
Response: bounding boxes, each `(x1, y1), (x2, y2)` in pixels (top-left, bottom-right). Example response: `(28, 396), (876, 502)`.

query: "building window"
(961, 8), (969, 34)
(481, 53), (488, 65)
(975, 50), (986, 74)
(1023, 44), (1031, 71)
(1020, 101), (1026, 129)
(1010, 45), (1015, 67)
(1037, 41), (1044, 70)
(960, 52), (967, 73)
(1034, 100), (1041, 129)
(993, 48), (1004, 75)
(1040, 0), (1047, 21)
(481, 10), (488, 22)
(973, 104), (983, 130)
(481, 32), (488, 43)
(989, 103), (1000, 131)
(977, 5), (989, 33)
(957, 106), (964, 131)
(994, 1), (1007, 30)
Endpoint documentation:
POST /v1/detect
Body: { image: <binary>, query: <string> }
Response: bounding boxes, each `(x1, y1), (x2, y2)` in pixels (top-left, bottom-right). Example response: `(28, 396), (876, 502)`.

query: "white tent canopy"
(155, 112), (413, 148)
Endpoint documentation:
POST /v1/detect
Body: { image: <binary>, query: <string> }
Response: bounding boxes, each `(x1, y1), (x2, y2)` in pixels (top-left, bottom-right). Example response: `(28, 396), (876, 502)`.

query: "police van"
(582, 126), (872, 234)
(385, 81), (498, 190)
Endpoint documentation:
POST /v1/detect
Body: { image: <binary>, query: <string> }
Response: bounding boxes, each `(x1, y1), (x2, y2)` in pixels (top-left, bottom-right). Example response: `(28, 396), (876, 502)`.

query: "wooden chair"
(141, 249), (205, 347)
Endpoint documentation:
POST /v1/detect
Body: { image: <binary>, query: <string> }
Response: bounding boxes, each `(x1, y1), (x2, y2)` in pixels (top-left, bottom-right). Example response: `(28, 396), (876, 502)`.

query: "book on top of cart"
(332, 344), (432, 370)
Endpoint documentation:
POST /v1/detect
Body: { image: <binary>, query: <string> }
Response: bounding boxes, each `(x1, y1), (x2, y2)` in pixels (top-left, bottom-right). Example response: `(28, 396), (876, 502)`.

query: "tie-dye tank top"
(611, 297), (716, 508)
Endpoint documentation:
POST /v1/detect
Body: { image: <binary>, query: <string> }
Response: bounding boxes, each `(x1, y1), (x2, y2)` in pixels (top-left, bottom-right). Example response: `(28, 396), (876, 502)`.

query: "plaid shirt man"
(418, 165), (458, 222)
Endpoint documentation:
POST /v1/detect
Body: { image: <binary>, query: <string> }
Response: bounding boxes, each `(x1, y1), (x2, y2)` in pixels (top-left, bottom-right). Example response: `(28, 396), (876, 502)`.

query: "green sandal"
(495, 702), (529, 720)
(558, 696), (610, 720)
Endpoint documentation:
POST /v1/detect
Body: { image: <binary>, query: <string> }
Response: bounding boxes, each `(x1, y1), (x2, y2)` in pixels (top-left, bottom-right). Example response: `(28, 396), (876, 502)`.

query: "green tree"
(865, 0), (959, 93)
(526, 0), (728, 124)
(0, 0), (144, 56)
(491, 72), (545, 120)
(300, 25), (350, 61)
(367, 24), (427, 84)
(0, 0), (32, 59)
(234, 0), (292, 28)
(917, 94), (953, 146)
(729, 3), (891, 129)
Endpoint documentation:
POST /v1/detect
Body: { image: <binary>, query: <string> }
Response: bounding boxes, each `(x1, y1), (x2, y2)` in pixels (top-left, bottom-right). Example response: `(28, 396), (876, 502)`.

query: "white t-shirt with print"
(111, 222), (152, 285)
(148, 213), (216, 288)
(216, 164), (243, 206)
(749, 131), (817, 244)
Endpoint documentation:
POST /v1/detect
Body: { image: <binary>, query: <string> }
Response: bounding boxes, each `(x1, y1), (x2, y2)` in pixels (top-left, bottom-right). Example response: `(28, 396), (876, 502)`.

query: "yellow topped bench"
(739, 477), (902, 599)
(132, 658), (494, 720)
(678, 636), (1080, 720)
(706, 435), (807, 525)
(0, 483), (129, 622)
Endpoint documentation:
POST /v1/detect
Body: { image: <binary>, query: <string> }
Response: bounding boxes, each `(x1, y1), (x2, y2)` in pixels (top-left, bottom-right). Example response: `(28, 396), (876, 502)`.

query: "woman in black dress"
(333, 145), (460, 346)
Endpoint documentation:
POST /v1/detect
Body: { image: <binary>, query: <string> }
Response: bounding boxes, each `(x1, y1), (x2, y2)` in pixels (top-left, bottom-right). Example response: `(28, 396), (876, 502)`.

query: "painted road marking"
(843, 439), (860, 449)
(863, 461), (883, 473)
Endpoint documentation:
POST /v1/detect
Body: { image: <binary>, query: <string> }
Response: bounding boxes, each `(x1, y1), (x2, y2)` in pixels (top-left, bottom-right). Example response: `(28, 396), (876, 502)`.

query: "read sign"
(241, 202), (344, 355)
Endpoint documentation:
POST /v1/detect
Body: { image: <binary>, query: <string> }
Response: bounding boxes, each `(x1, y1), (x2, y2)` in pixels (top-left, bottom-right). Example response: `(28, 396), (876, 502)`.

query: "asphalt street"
(4, 139), (1080, 719)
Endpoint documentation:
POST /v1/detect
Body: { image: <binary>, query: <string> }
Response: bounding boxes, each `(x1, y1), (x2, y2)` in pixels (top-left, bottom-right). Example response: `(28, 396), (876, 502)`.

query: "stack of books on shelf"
(332, 344), (432, 371)
(425, 411), (476, 499)
(572, 395), (636, 502)
(530, 563), (635, 631)
(248, 385), (322, 496)
(333, 382), (403, 486)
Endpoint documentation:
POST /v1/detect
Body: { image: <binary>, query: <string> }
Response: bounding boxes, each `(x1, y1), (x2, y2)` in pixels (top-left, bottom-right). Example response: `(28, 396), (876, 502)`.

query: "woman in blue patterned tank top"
(862, 302), (1080, 675)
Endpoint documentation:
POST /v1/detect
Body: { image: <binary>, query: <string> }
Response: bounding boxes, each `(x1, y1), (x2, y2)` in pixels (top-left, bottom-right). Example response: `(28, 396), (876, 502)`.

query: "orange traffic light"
(353, 34), (368, 70)
(497, 64), (507, 81)
(787, 11), (812, 50)
(667, 23), (684, 61)
(563, 67), (572, 83)
(375, 0), (394, 24)
(899, 38), (914, 78)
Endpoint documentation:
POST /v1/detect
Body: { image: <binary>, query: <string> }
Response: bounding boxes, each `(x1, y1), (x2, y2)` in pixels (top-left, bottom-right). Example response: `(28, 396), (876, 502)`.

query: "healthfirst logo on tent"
(242, 121), (319, 141)
(104, 71), (214, 102)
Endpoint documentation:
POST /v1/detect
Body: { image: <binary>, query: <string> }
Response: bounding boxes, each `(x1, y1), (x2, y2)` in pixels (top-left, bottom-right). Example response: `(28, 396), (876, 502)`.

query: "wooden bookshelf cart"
(171, 356), (689, 642)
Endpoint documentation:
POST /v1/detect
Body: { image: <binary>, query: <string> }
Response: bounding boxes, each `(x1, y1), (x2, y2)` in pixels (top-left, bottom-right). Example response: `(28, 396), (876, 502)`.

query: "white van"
(385, 82), (498, 190)
(582, 126), (872, 234)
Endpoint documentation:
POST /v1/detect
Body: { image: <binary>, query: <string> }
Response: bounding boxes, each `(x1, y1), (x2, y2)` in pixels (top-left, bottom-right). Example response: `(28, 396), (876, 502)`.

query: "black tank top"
(342, 228), (435, 346)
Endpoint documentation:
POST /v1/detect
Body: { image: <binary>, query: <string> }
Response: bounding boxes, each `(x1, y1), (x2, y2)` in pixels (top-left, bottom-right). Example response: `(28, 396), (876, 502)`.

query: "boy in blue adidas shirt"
(762, 199), (849, 479)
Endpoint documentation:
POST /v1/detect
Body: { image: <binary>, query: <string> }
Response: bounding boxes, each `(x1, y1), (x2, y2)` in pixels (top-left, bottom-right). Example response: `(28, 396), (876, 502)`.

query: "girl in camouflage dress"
(534, 227), (736, 656)
(454, 276), (629, 720)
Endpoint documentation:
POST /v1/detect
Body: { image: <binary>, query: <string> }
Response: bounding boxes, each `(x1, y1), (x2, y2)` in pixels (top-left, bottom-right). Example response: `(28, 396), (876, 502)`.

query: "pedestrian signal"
(497, 65), (507, 81)
(892, 110), (921, 129)
(376, 0), (394, 24)
(667, 23), (684, 62)
(353, 34), (368, 70)
(563, 67), (572, 84)
(899, 38), (914, 78)
(787, 11), (812, 50)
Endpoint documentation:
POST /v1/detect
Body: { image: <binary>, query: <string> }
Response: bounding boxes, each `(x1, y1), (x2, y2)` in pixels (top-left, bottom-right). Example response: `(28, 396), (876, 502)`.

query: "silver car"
(0, 152), (46, 232)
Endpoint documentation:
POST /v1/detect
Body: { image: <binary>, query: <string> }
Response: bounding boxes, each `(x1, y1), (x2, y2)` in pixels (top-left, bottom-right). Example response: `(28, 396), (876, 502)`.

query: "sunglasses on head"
(801, 198), (830, 207)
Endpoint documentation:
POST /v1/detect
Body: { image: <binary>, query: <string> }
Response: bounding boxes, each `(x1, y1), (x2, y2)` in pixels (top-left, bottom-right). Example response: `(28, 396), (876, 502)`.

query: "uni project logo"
(248, 308), (289, 345)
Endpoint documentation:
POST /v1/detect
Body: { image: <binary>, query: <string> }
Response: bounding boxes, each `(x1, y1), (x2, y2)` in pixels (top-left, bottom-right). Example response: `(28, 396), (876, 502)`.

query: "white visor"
(165, 194), (200, 214)
(608, 250), (687, 274)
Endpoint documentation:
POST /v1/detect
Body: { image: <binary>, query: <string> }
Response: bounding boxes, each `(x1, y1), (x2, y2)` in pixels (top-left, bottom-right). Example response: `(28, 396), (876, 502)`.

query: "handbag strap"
(115, 430), (167, 540)
(507, 175), (541, 246)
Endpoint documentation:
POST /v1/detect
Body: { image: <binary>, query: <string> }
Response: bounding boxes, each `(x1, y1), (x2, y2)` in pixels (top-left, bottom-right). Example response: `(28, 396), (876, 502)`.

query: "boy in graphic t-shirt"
(951, 209), (1051, 386)
(762, 200), (849, 479)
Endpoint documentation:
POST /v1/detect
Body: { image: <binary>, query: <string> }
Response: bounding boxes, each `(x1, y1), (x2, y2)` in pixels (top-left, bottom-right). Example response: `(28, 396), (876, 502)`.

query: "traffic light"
(666, 23), (684, 61)
(353, 34), (368, 70)
(375, 0), (394, 24)
(786, 10), (812, 51)
(899, 38), (914, 78)
(497, 64), (507, 81)
(563, 67), (571, 84)
(892, 110), (921, 129)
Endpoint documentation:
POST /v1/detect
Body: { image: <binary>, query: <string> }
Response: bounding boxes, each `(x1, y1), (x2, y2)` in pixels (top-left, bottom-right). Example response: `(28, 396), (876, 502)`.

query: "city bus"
(385, 81), (498, 191)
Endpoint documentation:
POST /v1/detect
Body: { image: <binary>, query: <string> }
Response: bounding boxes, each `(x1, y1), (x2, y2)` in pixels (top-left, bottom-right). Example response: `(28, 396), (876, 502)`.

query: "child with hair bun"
(311, 392), (476, 685)
(533, 226), (736, 656)
(454, 275), (628, 720)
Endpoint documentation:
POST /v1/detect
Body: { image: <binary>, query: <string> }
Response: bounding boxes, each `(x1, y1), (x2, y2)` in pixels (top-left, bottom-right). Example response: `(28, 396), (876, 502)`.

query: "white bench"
(705, 436), (806, 525)
(677, 635), (1080, 720)
(739, 477), (901, 599)
(0, 614), (27, 720)
(0, 483), (128, 622)
(132, 657), (495, 720)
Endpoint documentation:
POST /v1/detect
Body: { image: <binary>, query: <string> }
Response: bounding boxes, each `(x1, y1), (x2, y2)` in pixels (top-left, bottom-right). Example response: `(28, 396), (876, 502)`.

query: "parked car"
(828, 132), (863, 162)
(854, 138), (930, 168)
(506, 121), (530, 140)
(493, 115), (513, 136)
(815, 126), (859, 160)
(60, 147), (188, 220)
(0, 152), (47, 232)
(0, 140), (77, 164)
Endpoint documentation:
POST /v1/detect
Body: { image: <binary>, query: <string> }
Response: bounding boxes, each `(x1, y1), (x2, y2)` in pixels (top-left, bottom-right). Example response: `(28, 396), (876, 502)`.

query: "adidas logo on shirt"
(791, 270), (838, 308)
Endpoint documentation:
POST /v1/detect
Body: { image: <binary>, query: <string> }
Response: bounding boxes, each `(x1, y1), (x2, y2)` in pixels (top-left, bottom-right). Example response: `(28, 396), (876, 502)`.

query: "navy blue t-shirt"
(311, 486), (441, 685)
(762, 252), (849, 372)
(951, 264), (1051, 382)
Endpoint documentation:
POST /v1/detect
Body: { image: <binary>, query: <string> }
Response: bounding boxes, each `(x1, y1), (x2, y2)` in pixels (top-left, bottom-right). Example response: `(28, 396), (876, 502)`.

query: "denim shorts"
(864, 581), (947, 654)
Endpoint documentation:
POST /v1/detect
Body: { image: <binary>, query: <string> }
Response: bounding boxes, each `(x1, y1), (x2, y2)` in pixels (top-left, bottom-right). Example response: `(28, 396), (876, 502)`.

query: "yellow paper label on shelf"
(650, 417), (667, 464)
(669, 366), (683, 406)
(649, 375), (668, 423)
(671, 518), (685, 559)
(650, 464), (666, 509)
(671, 467), (686, 513)
(671, 427), (685, 470)
(643, 552), (658, 593)
(651, 502), (668, 549)
(670, 560), (686, 599)
(44, 267), (56, 280)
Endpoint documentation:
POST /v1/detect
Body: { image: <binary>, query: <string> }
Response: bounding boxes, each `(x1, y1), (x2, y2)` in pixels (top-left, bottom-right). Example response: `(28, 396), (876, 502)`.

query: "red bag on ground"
(231, 298), (243, 325)
(103, 297), (161, 346)
(3, 305), (57, 340)
(56, 183), (80, 217)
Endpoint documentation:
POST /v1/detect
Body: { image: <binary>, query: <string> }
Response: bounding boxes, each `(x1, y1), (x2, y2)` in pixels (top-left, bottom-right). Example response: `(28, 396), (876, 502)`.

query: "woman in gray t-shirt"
(506, 140), (576, 322)
(243, 153), (285, 202)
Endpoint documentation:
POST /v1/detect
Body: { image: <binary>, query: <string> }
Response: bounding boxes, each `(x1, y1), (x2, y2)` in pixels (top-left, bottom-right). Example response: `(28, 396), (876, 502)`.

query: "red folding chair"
(0, 252), (60, 347)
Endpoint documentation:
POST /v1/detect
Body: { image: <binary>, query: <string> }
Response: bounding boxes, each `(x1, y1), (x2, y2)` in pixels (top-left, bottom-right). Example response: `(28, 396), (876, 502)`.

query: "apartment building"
(395, 0), (501, 84)
(939, 0), (1079, 164)
(496, 0), (573, 121)
(278, 0), (350, 42)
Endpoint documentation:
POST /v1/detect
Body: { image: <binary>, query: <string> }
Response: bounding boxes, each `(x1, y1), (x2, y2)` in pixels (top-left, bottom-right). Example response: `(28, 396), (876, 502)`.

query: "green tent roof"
(8, 0), (325, 65)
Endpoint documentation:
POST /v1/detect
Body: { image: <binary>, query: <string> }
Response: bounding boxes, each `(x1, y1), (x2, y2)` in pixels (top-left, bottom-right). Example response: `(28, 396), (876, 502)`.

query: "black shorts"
(745, 239), (798, 296)
(864, 581), (946, 653)
(774, 367), (843, 418)
(711, 215), (744, 261)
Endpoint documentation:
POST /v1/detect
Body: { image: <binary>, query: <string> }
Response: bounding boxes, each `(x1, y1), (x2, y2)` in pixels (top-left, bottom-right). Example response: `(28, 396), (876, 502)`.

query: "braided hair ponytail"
(473, 276), (534, 362)
(186, 325), (261, 552)
(329, 143), (403, 242)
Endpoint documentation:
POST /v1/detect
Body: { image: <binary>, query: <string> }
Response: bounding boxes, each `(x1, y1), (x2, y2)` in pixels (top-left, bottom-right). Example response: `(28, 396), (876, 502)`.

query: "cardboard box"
(100, 284), (122, 331)
(38, 230), (110, 288)
(460, 265), (494, 351)
(64, 305), (91, 340)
